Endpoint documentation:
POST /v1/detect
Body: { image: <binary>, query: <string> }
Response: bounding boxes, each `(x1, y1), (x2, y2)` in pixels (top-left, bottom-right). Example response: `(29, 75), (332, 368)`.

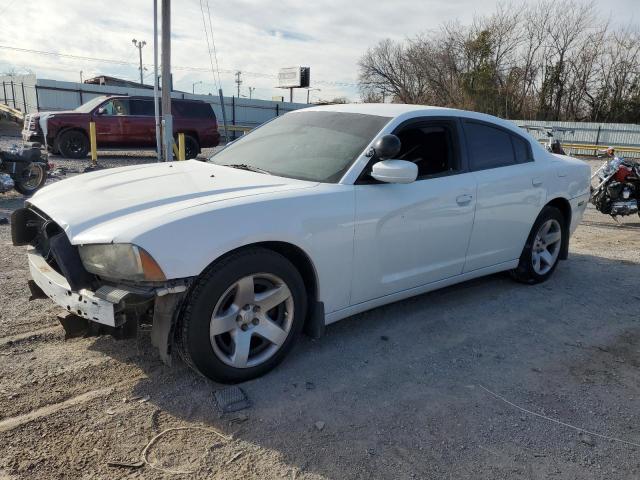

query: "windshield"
(209, 111), (390, 182)
(74, 96), (109, 113)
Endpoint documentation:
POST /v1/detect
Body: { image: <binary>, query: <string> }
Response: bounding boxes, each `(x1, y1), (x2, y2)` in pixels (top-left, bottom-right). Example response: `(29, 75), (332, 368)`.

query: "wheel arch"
(544, 197), (572, 260)
(56, 126), (89, 139)
(196, 241), (323, 337)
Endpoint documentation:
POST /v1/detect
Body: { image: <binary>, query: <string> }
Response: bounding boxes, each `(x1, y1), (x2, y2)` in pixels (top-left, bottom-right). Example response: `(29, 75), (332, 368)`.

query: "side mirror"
(96, 107), (106, 115)
(371, 160), (417, 184)
(373, 134), (401, 160)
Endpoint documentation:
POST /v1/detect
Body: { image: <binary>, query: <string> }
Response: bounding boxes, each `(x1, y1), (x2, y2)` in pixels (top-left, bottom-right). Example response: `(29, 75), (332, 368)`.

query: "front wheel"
(510, 206), (565, 284)
(177, 248), (307, 383)
(14, 163), (47, 195)
(57, 130), (89, 159)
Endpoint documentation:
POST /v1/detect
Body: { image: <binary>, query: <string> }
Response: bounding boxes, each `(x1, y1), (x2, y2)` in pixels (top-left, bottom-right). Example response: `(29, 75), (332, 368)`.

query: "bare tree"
(357, 0), (639, 122)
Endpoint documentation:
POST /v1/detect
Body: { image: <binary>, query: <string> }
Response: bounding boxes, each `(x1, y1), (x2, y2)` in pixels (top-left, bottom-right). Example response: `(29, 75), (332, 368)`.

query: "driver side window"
(394, 121), (459, 179)
(100, 99), (130, 116)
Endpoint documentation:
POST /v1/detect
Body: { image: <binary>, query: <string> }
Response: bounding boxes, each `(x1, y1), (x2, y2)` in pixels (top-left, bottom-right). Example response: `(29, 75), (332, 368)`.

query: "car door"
(125, 98), (156, 147)
(461, 119), (546, 272)
(92, 98), (129, 147)
(351, 118), (477, 305)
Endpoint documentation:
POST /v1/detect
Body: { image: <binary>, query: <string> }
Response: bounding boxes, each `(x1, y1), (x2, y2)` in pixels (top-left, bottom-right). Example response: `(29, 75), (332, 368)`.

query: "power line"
(0, 44), (271, 79)
(205, 0), (223, 88)
(198, 0), (220, 90)
(0, 44), (361, 87)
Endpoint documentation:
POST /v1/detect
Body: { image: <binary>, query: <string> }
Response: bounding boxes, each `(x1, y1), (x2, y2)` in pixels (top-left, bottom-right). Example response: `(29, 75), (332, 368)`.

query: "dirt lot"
(1, 137), (640, 479)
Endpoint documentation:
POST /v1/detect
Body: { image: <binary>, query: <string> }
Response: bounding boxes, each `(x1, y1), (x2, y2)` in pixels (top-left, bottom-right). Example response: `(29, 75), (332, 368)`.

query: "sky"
(0, 0), (637, 103)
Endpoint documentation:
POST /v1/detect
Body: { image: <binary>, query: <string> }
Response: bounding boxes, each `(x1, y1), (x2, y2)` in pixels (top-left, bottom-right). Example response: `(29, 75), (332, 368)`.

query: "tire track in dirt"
(0, 341), (154, 419)
(0, 386), (115, 433)
(0, 371), (148, 434)
(0, 326), (60, 347)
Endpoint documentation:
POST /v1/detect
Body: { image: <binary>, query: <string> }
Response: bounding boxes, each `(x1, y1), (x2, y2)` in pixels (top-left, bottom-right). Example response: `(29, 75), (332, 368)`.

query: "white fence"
(513, 119), (640, 158)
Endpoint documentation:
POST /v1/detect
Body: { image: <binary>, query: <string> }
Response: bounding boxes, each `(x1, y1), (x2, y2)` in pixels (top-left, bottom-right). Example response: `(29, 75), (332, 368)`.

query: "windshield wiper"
(222, 163), (271, 175)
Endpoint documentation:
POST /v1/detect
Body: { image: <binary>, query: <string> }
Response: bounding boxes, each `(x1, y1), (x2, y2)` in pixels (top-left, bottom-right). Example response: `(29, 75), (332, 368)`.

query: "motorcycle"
(590, 154), (640, 221)
(0, 143), (49, 196)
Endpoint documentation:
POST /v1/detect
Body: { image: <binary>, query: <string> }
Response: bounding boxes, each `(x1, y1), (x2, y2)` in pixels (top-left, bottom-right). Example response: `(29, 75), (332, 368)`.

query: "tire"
(14, 163), (47, 196)
(57, 130), (89, 159)
(177, 248), (307, 383)
(183, 135), (199, 160)
(510, 206), (565, 284)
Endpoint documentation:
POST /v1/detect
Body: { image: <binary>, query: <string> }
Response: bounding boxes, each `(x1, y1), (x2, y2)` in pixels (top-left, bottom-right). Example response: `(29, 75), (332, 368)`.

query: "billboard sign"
(278, 67), (310, 88)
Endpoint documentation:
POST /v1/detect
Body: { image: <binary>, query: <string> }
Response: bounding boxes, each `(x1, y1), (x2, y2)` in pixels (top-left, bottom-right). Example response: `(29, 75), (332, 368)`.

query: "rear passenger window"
(173, 101), (215, 119)
(130, 99), (155, 116)
(511, 135), (532, 163)
(464, 121), (516, 171)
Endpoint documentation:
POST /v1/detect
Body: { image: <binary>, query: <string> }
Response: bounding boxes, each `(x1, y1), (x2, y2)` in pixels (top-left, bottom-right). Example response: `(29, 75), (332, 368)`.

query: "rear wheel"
(14, 163), (46, 195)
(57, 130), (89, 158)
(183, 135), (199, 160)
(177, 248), (306, 383)
(511, 206), (564, 284)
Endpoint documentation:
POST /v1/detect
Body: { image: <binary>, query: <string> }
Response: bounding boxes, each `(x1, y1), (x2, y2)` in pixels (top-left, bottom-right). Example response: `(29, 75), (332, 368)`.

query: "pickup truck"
(22, 95), (221, 159)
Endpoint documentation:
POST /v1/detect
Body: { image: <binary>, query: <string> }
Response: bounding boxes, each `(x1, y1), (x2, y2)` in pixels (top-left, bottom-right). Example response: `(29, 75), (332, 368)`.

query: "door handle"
(456, 194), (473, 205)
(532, 178), (543, 187)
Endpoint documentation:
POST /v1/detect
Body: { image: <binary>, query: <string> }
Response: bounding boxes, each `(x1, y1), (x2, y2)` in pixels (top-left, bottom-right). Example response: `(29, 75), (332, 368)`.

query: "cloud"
(0, 0), (635, 102)
(267, 29), (314, 42)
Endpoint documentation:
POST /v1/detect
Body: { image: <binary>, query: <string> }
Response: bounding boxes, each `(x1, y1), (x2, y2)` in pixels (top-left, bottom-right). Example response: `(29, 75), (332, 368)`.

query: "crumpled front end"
(12, 205), (192, 364)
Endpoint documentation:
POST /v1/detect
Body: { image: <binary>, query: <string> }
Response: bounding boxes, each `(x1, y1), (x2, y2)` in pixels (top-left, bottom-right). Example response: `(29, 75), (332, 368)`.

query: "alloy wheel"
(21, 164), (45, 191)
(209, 273), (294, 368)
(531, 219), (562, 275)
(64, 135), (84, 155)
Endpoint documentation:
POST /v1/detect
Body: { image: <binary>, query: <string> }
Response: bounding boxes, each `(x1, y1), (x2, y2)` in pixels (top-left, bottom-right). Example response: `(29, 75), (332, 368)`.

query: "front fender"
(128, 186), (356, 314)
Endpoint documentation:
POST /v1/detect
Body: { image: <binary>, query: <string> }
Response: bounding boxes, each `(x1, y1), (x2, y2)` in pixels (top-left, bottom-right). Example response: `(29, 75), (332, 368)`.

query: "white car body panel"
(463, 161), (547, 272)
(352, 173), (476, 304)
(27, 103), (591, 325)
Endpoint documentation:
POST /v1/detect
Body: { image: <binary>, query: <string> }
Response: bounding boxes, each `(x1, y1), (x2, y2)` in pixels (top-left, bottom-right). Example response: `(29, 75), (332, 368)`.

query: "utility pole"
(248, 86), (255, 99)
(153, 0), (161, 161)
(79, 70), (83, 83)
(192, 80), (203, 94)
(161, 0), (173, 161)
(132, 38), (147, 85)
(235, 71), (242, 98)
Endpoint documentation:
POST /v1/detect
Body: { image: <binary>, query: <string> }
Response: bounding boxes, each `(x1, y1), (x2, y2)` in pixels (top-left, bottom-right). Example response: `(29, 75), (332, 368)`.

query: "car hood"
(28, 160), (317, 243)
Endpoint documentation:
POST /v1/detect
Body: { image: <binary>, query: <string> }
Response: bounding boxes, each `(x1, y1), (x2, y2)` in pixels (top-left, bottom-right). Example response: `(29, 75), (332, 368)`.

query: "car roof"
(293, 103), (532, 138)
(295, 103), (445, 117)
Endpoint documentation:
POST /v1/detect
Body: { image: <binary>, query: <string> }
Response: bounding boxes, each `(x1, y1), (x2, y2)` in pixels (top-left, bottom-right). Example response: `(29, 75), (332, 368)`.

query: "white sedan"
(12, 104), (591, 382)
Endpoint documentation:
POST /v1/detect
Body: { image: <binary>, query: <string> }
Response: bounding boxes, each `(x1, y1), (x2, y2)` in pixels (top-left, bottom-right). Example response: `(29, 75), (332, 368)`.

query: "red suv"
(22, 95), (221, 159)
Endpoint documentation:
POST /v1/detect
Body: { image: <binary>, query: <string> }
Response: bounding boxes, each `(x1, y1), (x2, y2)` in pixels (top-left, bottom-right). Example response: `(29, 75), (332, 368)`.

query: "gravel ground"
(1, 123), (640, 479)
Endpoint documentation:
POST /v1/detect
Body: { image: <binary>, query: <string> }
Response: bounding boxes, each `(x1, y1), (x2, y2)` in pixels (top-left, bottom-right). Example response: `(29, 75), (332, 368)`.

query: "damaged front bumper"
(28, 247), (192, 364)
(28, 247), (123, 326)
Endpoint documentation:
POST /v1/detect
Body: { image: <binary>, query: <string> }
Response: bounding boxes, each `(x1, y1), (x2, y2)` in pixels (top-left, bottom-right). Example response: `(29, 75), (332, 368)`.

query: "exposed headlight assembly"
(78, 244), (166, 281)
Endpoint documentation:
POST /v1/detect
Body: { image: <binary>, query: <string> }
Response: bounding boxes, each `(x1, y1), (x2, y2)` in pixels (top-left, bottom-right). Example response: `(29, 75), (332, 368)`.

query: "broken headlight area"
(15, 206), (192, 364)
(78, 244), (166, 282)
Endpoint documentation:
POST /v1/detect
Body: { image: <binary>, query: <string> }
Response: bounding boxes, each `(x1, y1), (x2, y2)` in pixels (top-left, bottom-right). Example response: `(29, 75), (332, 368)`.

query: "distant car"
(22, 95), (220, 159)
(12, 104), (591, 383)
